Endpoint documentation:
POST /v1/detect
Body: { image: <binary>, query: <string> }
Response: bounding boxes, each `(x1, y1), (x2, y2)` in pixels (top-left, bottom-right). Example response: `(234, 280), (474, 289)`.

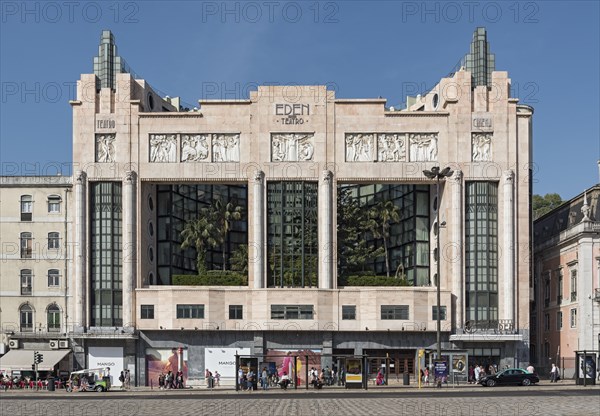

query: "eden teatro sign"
(275, 103), (310, 125)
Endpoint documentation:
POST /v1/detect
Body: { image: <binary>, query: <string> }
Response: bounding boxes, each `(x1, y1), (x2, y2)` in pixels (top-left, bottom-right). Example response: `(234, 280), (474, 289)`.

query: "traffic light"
(32, 364), (35, 370)
(35, 352), (44, 364)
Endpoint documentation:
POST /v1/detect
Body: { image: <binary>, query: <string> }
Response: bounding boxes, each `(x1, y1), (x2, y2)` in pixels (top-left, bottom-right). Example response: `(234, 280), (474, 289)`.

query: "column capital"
(321, 170), (333, 184)
(253, 170), (265, 183)
(75, 170), (87, 183)
(452, 169), (463, 182)
(503, 169), (515, 183)
(124, 170), (137, 184)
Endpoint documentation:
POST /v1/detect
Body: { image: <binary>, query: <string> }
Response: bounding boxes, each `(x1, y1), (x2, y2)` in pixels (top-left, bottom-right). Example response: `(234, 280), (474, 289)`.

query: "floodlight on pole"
(422, 166), (453, 360)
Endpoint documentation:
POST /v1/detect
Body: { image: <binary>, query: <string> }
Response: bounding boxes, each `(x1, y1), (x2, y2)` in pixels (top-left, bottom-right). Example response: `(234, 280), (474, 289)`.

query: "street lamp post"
(423, 166), (454, 360)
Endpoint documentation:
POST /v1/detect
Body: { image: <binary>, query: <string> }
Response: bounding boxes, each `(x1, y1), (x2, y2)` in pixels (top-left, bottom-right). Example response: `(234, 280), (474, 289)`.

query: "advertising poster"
(265, 349), (321, 385)
(146, 348), (188, 385)
(452, 355), (466, 374)
(345, 358), (363, 383)
(88, 346), (123, 387)
(205, 348), (250, 381)
(578, 355), (596, 379)
(434, 361), (448, 381)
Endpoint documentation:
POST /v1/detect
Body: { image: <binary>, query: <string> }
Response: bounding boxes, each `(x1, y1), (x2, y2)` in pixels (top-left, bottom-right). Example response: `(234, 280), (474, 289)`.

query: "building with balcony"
(533, 185), (600, 377)
(0, 176), (73, 374)
(1, 27), (534, 386)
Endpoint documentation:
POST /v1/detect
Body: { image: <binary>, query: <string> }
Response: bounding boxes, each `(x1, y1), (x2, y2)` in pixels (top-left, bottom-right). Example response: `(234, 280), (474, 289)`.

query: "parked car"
(479, 368), (539, 387)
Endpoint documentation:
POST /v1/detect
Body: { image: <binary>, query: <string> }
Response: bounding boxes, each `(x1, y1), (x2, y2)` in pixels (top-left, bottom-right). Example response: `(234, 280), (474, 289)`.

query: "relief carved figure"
(377, 134), (406, 162)
(212, 134), (240, 162)
(472, 133), (492, 162)
(181, 134), (210, 162)
(271, 133), (314, 162)
(95, 134), (116, 163)
(409, 133), (438, 162)
(345, 133), (374, 162)
(150, 134), (177, 163)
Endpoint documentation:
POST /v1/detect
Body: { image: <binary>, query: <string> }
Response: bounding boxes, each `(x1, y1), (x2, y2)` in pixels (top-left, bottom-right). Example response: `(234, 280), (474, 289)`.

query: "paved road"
(2, 385), (599, 415)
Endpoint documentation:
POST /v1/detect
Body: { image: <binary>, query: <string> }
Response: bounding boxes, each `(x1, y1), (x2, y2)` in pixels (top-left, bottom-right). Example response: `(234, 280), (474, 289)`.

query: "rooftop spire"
(93, 30), (129, 90)
(462, 27), (496, 88)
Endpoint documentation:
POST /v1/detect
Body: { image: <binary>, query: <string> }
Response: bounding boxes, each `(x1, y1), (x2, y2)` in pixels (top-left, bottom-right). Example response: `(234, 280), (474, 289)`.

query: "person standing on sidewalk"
(261, 367), (268, 390)
(550, 363), (558, 382)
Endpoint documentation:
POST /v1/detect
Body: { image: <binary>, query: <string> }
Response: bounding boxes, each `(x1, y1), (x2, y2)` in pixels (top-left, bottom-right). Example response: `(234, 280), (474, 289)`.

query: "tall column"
(74, 171), (87, 330)
(122, 171), (136, 328)
(319, 170), (333, 289)
(253, 171), (265, 289)
(503, 170), (515, 323)
(451, 170), (463, 328)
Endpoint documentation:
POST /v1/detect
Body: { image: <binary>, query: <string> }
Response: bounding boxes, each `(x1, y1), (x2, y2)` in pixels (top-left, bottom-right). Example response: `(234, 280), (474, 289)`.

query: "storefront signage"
(275, 104), (310, 125)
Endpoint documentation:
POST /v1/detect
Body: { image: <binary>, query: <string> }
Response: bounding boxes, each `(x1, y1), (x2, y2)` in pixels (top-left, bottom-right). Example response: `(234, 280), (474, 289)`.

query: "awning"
(0, 349), (70, 371)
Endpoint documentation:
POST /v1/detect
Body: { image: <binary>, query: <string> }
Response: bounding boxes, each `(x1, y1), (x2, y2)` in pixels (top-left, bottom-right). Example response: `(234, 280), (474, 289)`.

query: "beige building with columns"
(2, 28), (533, 385)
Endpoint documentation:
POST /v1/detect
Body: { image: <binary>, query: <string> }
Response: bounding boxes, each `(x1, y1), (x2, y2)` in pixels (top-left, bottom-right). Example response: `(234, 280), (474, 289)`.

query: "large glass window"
(20, 304), (33, 332)
(271, 305), (314, 320)
(176, 304), (204, 319)
(47, 304), (60, 332)
(90, 182), (123, 327)
(267, 182), (318, 288)
(465, 182), (498, 326)
(141, 305), (155, 319)
(337, 184), (429, 285)
(432, 305), (447, 320)
(20, 269), (32, 295)
(342, 305), (356, 320)
(20, 195), (32, 221)
(229, 305), (243, 320)
(20, 232), (32, 258)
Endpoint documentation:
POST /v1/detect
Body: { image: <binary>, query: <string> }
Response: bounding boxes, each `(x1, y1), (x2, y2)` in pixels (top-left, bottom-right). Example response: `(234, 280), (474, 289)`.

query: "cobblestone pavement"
(1, 384), (599, 416)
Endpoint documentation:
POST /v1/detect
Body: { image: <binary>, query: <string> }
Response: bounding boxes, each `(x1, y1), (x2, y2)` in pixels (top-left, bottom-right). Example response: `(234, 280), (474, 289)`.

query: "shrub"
(172, 271), (247, 286)
(340, 275), (413, 287)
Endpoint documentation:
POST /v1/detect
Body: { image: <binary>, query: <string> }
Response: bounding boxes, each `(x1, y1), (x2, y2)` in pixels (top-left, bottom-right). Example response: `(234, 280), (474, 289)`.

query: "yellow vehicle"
(66, 368), (111, 392)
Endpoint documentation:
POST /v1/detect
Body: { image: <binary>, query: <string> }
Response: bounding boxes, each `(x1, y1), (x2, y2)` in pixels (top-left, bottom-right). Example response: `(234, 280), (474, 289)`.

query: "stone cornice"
(139, 112), (203, 118)
(198, 99), (251, 105)
(384, 111), (449, 117)
(334, 98), (387, 104)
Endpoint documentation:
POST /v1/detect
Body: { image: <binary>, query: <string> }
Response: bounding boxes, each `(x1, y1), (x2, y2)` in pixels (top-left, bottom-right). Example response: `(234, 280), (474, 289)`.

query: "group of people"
(203, 369), (220, 388)
(118, 370), (131, 390)
(309, 366), (337, 388)
(158, 370), (185, 389)
(468, 364), (497, 384)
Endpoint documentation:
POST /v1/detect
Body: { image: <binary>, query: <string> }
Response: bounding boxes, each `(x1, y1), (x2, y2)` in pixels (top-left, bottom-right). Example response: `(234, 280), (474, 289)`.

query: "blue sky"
(1, 1), (598, 199)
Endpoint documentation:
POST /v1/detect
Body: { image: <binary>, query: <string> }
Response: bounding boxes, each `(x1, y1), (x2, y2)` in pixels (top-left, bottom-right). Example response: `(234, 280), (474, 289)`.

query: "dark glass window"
(47, 304), (60, 332)
(267, 181), (318, 288)
(465, 182), (498, 326)
(342, 305), (356, 320)
(90, 182), (123, 327)
(432, 306), (447, 321)
(48, 232), (60, 249)
(20, 269), (32, 295)
(48, 195), (61, 213)
(176, 304), (204, 319)
(271, 305), (314, 320)
(381, 305), (409, 320)
(229, 305), (243, 320)
(20, 232), (32, 258)
(141, 305), (155, 319)
(20, 195), (32, 221)
(48, 269), (60, 287)
(20, 304), (33, 332)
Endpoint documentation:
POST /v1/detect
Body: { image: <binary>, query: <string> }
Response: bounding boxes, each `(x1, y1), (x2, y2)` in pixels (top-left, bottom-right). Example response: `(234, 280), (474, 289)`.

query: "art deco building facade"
(1, 28), (533, 385)
(533, 186), (600, 377)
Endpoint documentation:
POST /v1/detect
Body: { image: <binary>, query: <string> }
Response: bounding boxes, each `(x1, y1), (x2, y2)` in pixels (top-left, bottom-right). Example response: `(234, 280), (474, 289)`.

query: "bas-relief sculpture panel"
(150, 134), (177, 163)
(345, 133), (436, 162)
(408, 133), (438, 162)
(271, 133), (314, 162)
(149, 133), (240, 163)
(472, 133), (492, 162)
(95, 133), (116, 163)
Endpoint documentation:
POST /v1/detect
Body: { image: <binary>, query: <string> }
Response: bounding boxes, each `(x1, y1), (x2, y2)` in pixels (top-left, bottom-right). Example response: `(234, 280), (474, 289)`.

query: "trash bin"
(403, 372), (410, 385)
(47, 378), (55, 391)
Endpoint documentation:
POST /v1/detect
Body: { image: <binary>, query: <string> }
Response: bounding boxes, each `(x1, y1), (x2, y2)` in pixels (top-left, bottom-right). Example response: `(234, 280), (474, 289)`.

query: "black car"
(479, 368), (539, 387)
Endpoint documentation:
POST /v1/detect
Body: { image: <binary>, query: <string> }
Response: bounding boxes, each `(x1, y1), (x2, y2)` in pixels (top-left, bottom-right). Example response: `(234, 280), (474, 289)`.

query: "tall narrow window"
(570, 270), (577, 301)
(20, 304), (33, 332)
(90, 182), (123, 327)
(570, 308), (577, 328)
(48, 232), (60, 249)
(20, 195), (32, 221)
(465, 182), (498, 327)
(556, 311), (563, 330)
(47, 304), (60, 332)
(557, 271), (563, 305)
(48, 269), (60, 287)
(47, 195), (62, 213)
(20, 232), (32, 258)
(20, 269), (32, 295)
(267, 181), (318, 288)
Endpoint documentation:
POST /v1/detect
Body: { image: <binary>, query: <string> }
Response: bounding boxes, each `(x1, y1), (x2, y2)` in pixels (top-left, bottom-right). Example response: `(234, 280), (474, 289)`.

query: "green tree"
(337, 187), (383, 277)
(366, 199), (402, 277)
(181, 198), (243, 273)
(230, 244), (248, 275)
(533, 193), (562, 220)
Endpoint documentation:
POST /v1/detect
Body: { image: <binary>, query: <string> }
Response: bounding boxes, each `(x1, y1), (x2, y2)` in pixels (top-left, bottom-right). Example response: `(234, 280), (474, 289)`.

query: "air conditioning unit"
(58, 340), (69, 349)
(8, 339), (19, 349)
(49, 340), (59, 350)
